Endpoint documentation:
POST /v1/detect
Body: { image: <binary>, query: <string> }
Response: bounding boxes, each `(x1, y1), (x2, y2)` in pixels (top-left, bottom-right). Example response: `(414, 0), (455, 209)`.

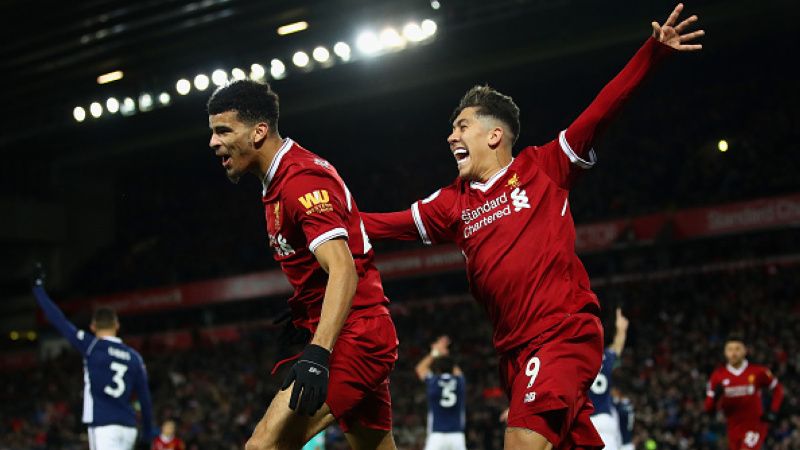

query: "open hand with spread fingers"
(652, 3), (705, 51)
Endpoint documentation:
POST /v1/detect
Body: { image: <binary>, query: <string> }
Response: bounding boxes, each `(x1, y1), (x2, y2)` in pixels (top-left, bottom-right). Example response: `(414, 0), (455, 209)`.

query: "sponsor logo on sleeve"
(298, 190), (334, 214)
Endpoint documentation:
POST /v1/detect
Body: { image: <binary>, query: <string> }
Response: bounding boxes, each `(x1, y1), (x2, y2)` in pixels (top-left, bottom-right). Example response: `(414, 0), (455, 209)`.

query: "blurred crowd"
(3, 261), (799, 449)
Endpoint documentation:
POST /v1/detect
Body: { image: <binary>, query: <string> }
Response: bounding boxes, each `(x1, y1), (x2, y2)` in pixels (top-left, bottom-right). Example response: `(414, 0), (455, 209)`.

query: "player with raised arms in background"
(415, 336), (467, 450)
(361, 4), (703, 449)
(705, 334), (784, 450)
(31, 263), (155, 450)
(589, 308), (629, 450)
(207, 79), (399, 450)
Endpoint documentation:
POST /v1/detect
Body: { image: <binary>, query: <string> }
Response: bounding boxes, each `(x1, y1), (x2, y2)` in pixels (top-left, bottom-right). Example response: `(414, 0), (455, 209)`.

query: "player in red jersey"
(207, 80), (398, 449)
(361, 4), (703, 449)
(151, 420), (185, 450)
(704, 335), (784, 450)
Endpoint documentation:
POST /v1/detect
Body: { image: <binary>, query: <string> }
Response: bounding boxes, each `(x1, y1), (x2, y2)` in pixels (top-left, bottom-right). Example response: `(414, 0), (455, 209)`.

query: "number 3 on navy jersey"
(591, 373), (608, 395)
(104, 361), (128, 398)
(439, 378), (458, 407)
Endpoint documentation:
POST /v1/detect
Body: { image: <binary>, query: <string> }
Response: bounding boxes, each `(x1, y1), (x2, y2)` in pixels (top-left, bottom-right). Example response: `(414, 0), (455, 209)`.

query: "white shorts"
(88, 424), (138, 450)
(590, 413), (621, 450)
(621, 444), (634, 450)
(424, 432), (467, 450)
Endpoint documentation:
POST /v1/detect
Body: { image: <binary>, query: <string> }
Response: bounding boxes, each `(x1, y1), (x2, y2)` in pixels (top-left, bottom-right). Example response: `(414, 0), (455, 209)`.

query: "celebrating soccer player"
(207, 80), (399, 449)
(361, 4), (703, 449)
(705, 335), (784, 450)
(31, 264), (155, 450)
(415, 336), (467, 450)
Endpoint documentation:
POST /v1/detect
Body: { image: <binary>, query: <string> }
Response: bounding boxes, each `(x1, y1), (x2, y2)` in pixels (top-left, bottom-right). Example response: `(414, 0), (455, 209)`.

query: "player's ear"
(487, 126), (503, 149)
(252, 122), (270, 147)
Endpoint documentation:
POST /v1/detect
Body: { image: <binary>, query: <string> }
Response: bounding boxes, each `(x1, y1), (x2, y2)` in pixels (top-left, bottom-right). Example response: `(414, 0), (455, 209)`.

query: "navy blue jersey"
(589, 348), (617, 416)
(33, 286), (154, 434)
(614, 396), (634, 445)
(425, 373), (466, 433)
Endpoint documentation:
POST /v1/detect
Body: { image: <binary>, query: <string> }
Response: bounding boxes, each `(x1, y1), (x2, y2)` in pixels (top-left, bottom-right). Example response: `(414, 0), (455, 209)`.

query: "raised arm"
(415, 336), (451, 380)
(563, 3), (703, 160)
(31, 265), (94, 355)
(361, 210), (421, 242)
(609, 308), (629, 355)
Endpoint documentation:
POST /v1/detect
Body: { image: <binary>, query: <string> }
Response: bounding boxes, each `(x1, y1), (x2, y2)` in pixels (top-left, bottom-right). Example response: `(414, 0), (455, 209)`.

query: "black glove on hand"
(281, 344), (330, 416)
(31, 262), (46, 287)
(761, 411), (777, 424)
(713, 383), (724, 402)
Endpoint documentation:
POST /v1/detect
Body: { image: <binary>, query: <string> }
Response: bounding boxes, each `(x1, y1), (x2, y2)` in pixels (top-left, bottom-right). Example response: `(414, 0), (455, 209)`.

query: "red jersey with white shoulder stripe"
(261, 138), (388, 330)
(705, 360), (782, 429)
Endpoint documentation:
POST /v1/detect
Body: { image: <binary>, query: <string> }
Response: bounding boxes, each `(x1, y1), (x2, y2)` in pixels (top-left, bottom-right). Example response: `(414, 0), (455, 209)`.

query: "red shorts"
(500, 312), (605, 449)
(326, 311), (398, 433)
(728, 424), (767, 450)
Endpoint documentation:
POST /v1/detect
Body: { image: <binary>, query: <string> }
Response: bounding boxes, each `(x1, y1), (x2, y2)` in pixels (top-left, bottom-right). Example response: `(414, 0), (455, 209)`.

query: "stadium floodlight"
(718, 139), (729, 152)
(293, 51), (310, 68)
(312, 46), (330, 63)
(73, 106), (86, 122)
(159, 92), (171, 105)
(176, 78), (191, 95)
(120, 97), (136, 116)
(379, 27), (405, 49)
(431, 0), (441, 10)
(333, 42), (351, 61)
(421, 19), (437, 37)
(212, 69), (228, 86)
(106, 97), (120, 113)
(356, 31), (381, 55)
(270, 59), (286, 79)
(89, 102), (103, 118)
(139, 93), (153, 111)
(250, 63), (265, 80)
(277, 21), (308, 36)
(403, 22), (425, 42)
(9, 331), (19, 341)
(231, 67), (246, 81)
(26, 331), (36, 341)
(194, 74), (210, 91)
(97, 70), (124, 84)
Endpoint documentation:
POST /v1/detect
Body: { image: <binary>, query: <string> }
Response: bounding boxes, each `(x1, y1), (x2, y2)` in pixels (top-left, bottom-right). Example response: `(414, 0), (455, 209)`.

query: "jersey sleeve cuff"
(559, 130), (597, 169)
(411, 202), (432, 245)
(308, 228), (349, 253)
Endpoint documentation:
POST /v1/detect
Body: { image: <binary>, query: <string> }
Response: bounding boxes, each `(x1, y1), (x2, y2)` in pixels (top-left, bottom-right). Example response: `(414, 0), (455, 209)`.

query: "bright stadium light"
(431, 0), (441, 10)
(356, 31), (381, 55)
(312, 46), (330, 63)
(9, 331), (19, 341)
(89, 102), (103, 118)
(718, 139), (729, 152)
(403, 22), (425, 42)
(212, 69), (228, 86)
(293, 51), (310, 68)
(270, 59), (286, 79)
(277, 21), (308, 36)
(379, 27), (405, 49)
(176, 78), (191, 95)
(120, 97), (136, 116)
(97, 70), (124, 84)
(159, 92), (171, 105)
(421, 19), (437, 37)
(139, 93), (153, 111)
(194, 74), (210, 91)
(106, 97), (120, 114)
(250, 63), (265, 80)
(73, 106), (86, 122)
(231, 67), (246, 81)
(333, 42), (351, 61)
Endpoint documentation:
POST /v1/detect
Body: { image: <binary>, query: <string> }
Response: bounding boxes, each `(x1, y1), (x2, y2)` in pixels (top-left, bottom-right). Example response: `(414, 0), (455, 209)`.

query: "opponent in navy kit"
(589, 308), (629, 450)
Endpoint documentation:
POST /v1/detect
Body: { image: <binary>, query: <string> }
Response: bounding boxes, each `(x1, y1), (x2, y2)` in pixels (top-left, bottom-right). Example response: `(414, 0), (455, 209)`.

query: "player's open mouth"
(221, 155), (232, 168)
(453, 148), (470, 165)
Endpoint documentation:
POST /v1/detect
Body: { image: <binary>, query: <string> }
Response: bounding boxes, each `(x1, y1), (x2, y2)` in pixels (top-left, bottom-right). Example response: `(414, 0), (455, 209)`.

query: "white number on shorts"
(525, 357), (541, 389)
(104, 361), (128, 398)
(439, 378), (458, 408)
(591, 373), (608, 395)
(743, 431), (760, 448)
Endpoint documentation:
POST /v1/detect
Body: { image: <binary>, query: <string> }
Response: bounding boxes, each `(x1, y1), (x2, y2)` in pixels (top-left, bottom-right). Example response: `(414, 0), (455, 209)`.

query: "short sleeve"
(283, 170), (350, 253)
(523, 136), (597, 190)
(413, 183), (460, 244)
(758, 367), (778, 389)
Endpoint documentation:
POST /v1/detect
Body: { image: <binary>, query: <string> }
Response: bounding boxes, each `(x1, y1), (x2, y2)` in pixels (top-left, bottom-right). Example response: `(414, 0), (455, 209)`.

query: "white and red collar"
(262, 138), (294, 195)
(469, 158), (515, 193)
(726, 359), (749, 376)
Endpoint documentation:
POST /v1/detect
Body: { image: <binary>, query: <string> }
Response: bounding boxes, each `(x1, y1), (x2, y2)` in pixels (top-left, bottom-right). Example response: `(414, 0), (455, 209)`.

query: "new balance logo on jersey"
(308, 367), (322, 375)
(524, 392), (536, 403)
(270, 233), (295, 257)
(511, 187), (531, 212)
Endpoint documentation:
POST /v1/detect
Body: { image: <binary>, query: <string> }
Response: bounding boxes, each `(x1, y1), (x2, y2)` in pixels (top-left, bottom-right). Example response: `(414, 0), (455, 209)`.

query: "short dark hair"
(433, 356), (456, 374)
(207, 80), (280, 131)
(92, 307), (118, 329)
(725, 333), (746, 345)
(451, 85), (521, 145)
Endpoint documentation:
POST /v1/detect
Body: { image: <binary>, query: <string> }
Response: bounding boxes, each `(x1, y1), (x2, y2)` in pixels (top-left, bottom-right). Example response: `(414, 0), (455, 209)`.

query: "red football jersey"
(152, 436), (185, 450)
(705, 360), (781, 428)
(262, 139), (388, 330)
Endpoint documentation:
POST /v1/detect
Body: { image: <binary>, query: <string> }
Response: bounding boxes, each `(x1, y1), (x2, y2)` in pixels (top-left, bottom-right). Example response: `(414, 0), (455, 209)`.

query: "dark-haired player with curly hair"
(207, 80), (398, 449)
(362, 4), (703, 449)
